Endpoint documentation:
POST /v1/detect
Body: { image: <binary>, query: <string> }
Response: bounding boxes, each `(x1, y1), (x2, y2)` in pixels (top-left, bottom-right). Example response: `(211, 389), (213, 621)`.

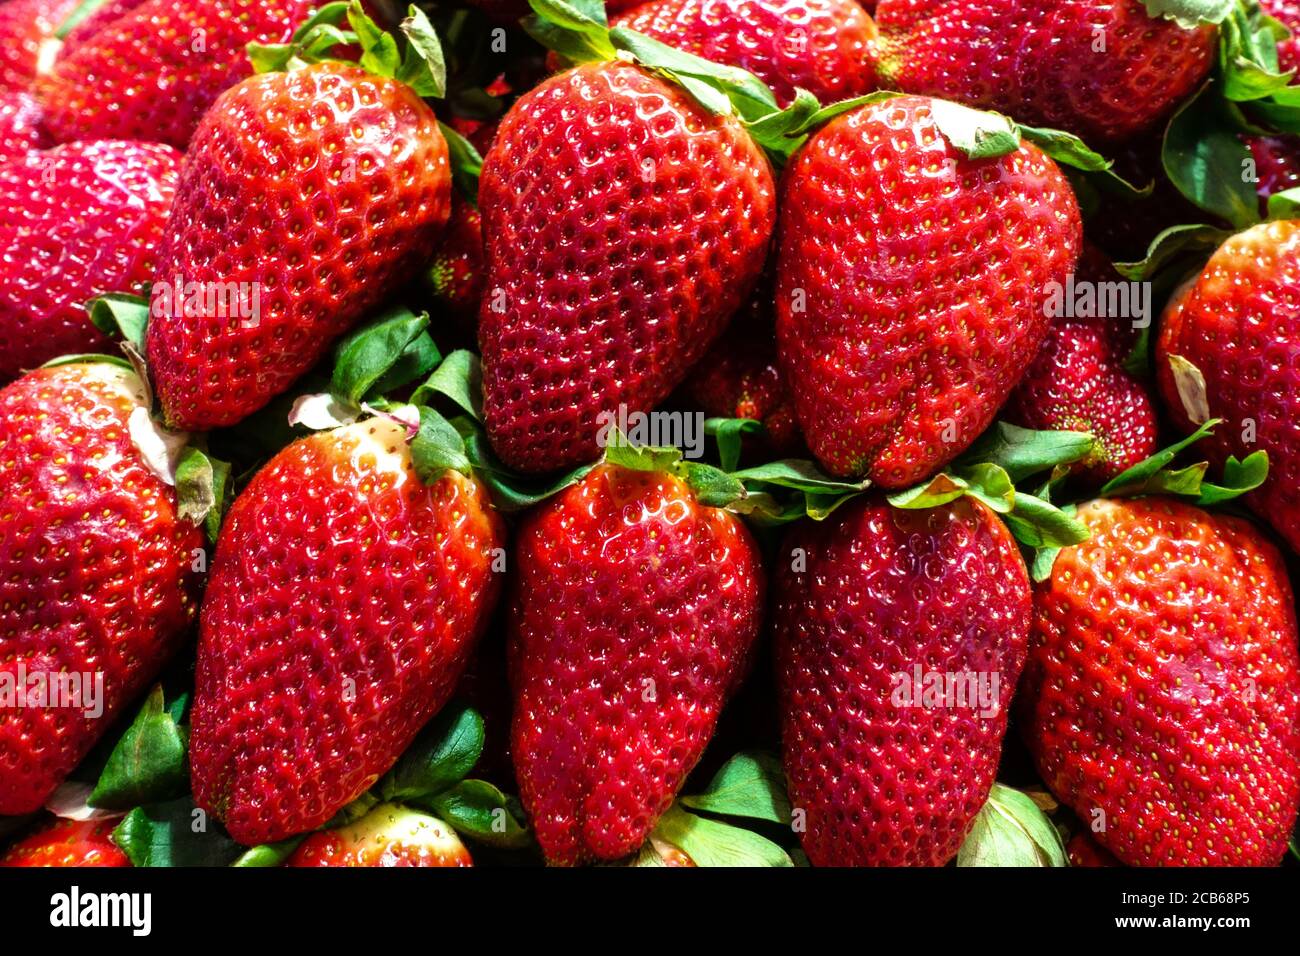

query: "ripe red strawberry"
(0, 817), (129, 867)
(1067, 832), (1119, 866)
(773, 495), (1032, 866)
(145, 61), (451, 431)
(1261, 0), (1300, 72)
(1004, 245), (1158, 484)
(286, 803), (472, 867)
(429, 195), (487, 335)
(611, 0), (878, 106)
(0, 362), (205, 815)
(776, 94), (1080, 485)
(478, 61), (776, 473)
(0, 88), (49, 160)
(1155, 220), (1300, 553)
(873, 0), (1215, 143)
(0, 139), (180, 381)
(510, 463), (764, 865)
(0, 0), (73, 94)
(1020, 497), (1300, 866)
(35, 0), (318, 149)
(190, 418), (506, 845)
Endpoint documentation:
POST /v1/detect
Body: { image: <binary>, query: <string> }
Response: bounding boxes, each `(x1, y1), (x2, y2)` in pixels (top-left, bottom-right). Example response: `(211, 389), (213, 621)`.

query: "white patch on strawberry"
(362, 402), (420, 439)
(44, 781), (119, 821)
(288, 392), (359, 430)
(128, 406), (189, 486)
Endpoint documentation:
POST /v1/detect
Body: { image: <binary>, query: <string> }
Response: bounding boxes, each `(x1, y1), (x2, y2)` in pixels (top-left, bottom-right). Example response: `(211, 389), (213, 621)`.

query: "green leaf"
(1141, 0), (1238, 28)
(1219, 0), (1293, 101)
(956, 422), (1096, 483)
(1003, 492), (1092, 548)
(88, 686), (189, 810)
(410, 405), (471, 480)
(650, 804), (794, 867)
(1163, 81), (1261, 228)
(113, 799), (244, 867)
(1018, 125), (1152, 199)
(330, 307), (431, 405)
(440, 120), (484, 206)
(231, 837), (305, 867)
(1267, 184), (1300, 218)
(427, 779), (533, 849)
(396, 5), (447, 98)
(1031, 543), (1065, 583)
(174, 446), (230, 544)
(929, 99), (1020, 159)
(87, 293), (150, 352)
(1101, 418), (1221, 496)
(679, 750), (791, 825)
(705, 417), (763, 473)
(1198, 450), (1269, 504)
(381, 702), (485, 802)
(522, 0), (616, 64)
(957, 783), (1068, 867)
(410, 349), (482, 421)
(247, 2), (353, 73)
(1112, 223), (1229, 280)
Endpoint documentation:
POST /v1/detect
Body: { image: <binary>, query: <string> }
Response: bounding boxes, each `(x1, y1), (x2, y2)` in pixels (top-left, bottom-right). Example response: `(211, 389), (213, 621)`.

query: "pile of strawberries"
(1, 0), (1299, 870)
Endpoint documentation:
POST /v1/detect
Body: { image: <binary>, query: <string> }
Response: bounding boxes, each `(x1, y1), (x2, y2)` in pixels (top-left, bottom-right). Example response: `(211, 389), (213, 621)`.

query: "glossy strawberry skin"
(874, 0), (1214, 143)
(612, 0), (878, 106)
(1021, 497), (1300, 866)
(773, 495), (1032, 866)
(0, 0), (74, 94)
(1247, 135), (1300, 209)
(776, 95), (1080, 485)
(36, 0), (317, 149)
(1005, 246), (1157, 484)
(145, 62), (451, 431)
(1156, 220), (1300, 554)
(0, 140), (180, 381)
(0, 89), (50, 160)
(191, 419), (505, 846)
(0, 817), (129, 867)
(478, 62), (776, 474)
(286, 804), (472, 867)
(0, 363), (204, 815)
(510, 464), (764, 865)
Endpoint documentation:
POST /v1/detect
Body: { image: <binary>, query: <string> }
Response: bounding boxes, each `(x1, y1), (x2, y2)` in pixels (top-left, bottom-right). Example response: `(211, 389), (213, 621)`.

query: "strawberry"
(286, 803), (472, 867)
(1261, 0), (1300, 72)
(0, 362), (205, 815)
(1004, 245), (1158, 484)
(873, 0), (1215, 143)
(1247, 135), (1300, 208)
(0, 817), (129, 867)
(776, 95), (1081, 485)
(1020, 497), (1300, 866)
(35, 0), (318, 149)
(478, 59), (776, 473)
(0, 88), (50, 161)
(190, 417), (506, 845)
(773, 495), (1032, 866)
(0, 0), (73, 94)
(611, 0), (878, 106)
(428, 194), (487, 336)
(510, 463), (764, 865)
(1067, 832), (1119, 866)
(0, 139), (180, 381)
(1155, 220), (1300, 553)
(145, 55), (451, 430)
(56, 0), (150, 55)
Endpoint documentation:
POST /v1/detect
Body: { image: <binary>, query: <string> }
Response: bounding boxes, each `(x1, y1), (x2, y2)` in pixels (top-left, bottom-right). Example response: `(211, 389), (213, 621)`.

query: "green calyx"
(1099, 416), (1268, 505)
(956, 784), (1068, 867)
(1141, 0), (1238, 29)
(247, 0), (446, 99)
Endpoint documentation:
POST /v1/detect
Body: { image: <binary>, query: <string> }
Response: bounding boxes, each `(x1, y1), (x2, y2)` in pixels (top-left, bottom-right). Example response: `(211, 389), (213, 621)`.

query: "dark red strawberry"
(0, 817), (129, 867)
(776, 94), (1080, 485)
(612, 0), (878, 106)
(0, 362), (205, 815)
(1261, 0), (1300, 72)
(1246, 134), (1300, 208)
(479, 61), (775, 473)
(873, 0), (1215, 143)
(0, 139), (180, 381)
(1021, 497), (1300, 866)
(1004, 245), (1158, 483)
(773, 495), (1032, 866)
(286, 803), (472, 867)
(36, 0), (318, 148)
(0, 0), (73, 94)
(1067, 832), (1119, 866)
(145, 60), (451, 431)
(0, 88), (50, 160)
(190, 418), (506, 845)
(1155, 220), (1300, 554)
(428, 195), (487, 335)
(510, 463), (764, 865)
